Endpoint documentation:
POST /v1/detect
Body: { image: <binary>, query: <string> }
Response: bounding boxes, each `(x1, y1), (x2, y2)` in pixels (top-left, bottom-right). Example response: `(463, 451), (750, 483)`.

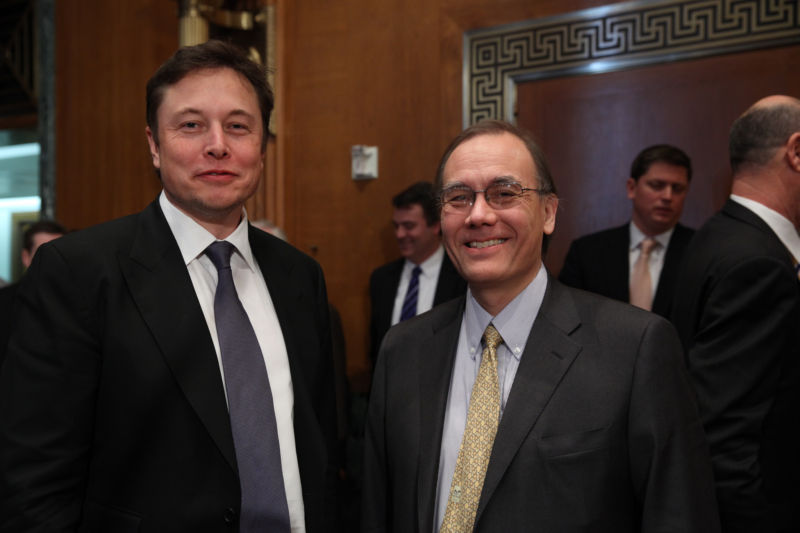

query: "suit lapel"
(653, 223), (692, 316)
(433, 254), (465, 306)
(609, 225), (631, 302)
(247, 228), (315, 426)
(416, 298), (464, 532)
(119, 201), (237, 472)
(476, 280), (582, 521)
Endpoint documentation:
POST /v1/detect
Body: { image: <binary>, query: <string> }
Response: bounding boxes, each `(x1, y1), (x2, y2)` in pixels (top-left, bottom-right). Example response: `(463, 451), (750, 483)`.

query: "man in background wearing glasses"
(362, 120), (719, 532)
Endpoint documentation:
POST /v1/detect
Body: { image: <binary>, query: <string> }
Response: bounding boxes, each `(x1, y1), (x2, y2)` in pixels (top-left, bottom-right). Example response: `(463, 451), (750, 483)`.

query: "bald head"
(729, 94), (800, 175)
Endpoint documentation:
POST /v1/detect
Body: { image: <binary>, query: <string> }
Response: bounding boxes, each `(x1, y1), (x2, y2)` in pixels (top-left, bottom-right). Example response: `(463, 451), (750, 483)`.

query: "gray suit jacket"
(363, 277), (719, 532)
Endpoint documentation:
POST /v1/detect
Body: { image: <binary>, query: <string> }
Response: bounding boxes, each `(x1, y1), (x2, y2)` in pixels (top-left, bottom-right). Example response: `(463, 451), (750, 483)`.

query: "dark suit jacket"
(671, 200), (800, 533)
(363, 277), (719, 532)
(0, 200), (339, 532)
(0, 282), (18, 370)
(559, 222), (694, 318)
(369, 253), (466, 365)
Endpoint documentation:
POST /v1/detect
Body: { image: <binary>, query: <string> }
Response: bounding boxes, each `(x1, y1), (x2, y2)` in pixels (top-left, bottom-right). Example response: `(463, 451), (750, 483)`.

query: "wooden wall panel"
(281, 0), (609, 389)
(55, 0), (177, 230)
(51, 0), (641, 390)
(516, 44), (800, 277)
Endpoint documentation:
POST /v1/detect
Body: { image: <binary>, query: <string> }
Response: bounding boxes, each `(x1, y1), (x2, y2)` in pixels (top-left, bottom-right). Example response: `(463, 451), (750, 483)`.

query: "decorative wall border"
(463, 0), (800, 126)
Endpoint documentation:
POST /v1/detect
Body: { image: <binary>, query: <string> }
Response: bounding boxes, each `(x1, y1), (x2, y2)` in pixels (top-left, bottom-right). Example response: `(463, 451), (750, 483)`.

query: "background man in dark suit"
(363, 120), (719, 532)
(0, 41), (338, 532)
(369, 181), (465, 366)
(671, 95), (800, 533)
(0, 219), (66, 363)
(559, 144), (694, 317)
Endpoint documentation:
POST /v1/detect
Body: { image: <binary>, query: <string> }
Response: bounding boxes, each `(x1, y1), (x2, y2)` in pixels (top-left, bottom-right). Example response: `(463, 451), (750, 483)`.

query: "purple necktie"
(400, 265), (422, 322)
(205, 241), (291, 532)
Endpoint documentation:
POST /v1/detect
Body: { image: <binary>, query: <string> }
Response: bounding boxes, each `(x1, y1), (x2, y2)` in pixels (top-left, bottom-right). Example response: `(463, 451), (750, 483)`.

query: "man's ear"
(543, 195), (558, 236)
(145, 127), (160, 169)
(21, 249), (32, 269)
(786, 132), (800, 173)
(626, 177), (637, 200)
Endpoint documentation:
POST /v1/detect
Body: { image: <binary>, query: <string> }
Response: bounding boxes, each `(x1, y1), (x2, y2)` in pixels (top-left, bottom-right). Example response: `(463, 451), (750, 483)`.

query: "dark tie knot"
(205, 241), (235, 272)
(412, 265), (422, 277)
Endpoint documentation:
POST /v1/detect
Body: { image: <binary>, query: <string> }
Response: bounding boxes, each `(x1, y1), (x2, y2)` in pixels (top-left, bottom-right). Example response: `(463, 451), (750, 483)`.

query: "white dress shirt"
(390, 245), (445, 325)
(628, 222), (675, 298)
(731, 194), (800, 261)
(433, 265), (548, 531)
(159, 192), (306, 532)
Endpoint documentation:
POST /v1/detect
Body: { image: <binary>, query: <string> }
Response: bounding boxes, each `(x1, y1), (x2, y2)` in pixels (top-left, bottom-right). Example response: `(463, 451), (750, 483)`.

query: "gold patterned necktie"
(630, 237), (658, 311)
(440, 324), (503, 533)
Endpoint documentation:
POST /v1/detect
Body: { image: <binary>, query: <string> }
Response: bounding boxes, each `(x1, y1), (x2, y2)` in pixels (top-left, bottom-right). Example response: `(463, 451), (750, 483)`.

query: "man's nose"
(205, 124), (229, 158)
(465, 191), (498, 226)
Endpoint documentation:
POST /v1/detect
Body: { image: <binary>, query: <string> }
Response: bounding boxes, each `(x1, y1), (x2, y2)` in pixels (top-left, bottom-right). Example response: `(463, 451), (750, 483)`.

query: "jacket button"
(224, 507), (237, 525)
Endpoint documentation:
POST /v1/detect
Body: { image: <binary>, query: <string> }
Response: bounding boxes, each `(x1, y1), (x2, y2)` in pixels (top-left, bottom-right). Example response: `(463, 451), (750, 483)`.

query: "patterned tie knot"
(205, 241), (235, 272)
(412, 265), (422, 276)
(483, 324), (503, 356)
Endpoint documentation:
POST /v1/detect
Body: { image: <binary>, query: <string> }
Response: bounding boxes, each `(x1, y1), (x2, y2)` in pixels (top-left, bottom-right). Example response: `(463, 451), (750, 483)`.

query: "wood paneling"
(515, 44), (800, 276)
(279, 0), (608, 389)
(55, 0), (177, 230)
(57, 0), (750, 389)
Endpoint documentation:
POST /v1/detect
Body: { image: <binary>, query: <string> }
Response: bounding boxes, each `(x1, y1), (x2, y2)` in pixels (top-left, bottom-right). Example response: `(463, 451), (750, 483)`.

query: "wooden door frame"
(462, 0), (800, 127)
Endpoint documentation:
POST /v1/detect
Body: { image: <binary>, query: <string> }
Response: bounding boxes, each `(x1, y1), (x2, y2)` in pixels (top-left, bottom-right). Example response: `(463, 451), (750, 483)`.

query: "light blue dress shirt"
(433, 265), (548, 530)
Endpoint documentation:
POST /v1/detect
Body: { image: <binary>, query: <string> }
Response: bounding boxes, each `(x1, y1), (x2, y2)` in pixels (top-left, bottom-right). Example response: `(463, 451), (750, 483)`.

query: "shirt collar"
(159, 191), (257, 271)
(731, 194), (800, 261)
(629, 221), (673, 251)
(404, 245), (445, 277)
(464, 264), (548, 362)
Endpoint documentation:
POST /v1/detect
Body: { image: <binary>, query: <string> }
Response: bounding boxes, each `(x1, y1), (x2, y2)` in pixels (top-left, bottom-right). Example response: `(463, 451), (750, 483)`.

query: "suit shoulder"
(381, 297), (462, 346)
(568, 224), (628, 250)
(249, 228), (324, 274)
(689, 210), (790, 267)
(44, 211), (142, 262)
(556, 282), (672, 336)
(369, 258), (403, 282)
(673, 222), (695, 237)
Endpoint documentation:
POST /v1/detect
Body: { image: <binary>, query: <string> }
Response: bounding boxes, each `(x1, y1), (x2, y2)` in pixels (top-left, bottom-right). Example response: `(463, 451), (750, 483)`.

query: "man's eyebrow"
(170, 108), (256, 120)
(443, 175), (520, 188)
(491, 175), (520, 184)
(171, 108), (202, 118)
(227, 109), (257, 120)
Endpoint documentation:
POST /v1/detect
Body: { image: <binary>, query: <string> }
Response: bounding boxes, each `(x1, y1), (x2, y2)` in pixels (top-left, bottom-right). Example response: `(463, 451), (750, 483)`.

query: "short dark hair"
(630, 144), (692, 182)
(23, 220), (66, 252)
(146, 39), (274, 152)
(729, 101), (800, 174)
(392, 181), (439, 226)
(435, 120), (556, 197)
(434, 119), (557, 252)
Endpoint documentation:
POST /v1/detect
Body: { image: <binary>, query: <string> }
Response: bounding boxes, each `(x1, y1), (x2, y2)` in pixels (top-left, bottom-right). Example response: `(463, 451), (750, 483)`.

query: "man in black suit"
(369, 181), (465, 366)
(672, 95), (800, 533)
(0, 41), (338, 532)
(363, 120), (719, 532)
(559, 144), (694, 317)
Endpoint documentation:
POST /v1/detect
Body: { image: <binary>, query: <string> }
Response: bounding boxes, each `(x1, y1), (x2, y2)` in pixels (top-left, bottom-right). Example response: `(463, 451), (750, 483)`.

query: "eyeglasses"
(440, 181), (548, 211)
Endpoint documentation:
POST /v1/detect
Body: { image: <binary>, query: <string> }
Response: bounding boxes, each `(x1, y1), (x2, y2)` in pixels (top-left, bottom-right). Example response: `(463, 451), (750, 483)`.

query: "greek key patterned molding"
(464, 0), (800, 126)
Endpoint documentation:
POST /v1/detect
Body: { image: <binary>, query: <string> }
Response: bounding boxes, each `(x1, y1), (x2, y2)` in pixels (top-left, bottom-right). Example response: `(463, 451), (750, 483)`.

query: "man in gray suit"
(362, 120), (719, 532)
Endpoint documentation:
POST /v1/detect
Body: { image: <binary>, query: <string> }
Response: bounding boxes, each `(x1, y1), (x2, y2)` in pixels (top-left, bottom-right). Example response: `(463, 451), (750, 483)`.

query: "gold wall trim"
(463, 0), (800, 126)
